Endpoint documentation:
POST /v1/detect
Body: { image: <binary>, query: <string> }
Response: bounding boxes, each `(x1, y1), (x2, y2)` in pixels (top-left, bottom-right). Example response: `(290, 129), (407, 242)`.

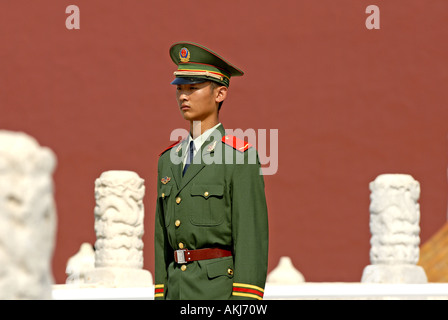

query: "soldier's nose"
(178, 93), (188, 102)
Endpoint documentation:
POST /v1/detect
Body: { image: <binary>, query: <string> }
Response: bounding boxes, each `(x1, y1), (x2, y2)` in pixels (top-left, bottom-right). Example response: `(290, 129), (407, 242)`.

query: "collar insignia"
(207, 140), (217, 152)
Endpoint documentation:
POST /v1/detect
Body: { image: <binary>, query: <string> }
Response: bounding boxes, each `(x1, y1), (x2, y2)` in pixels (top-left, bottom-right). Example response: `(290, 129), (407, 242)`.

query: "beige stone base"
(361, 264), (428, 284)
(85, 268), (153, 288)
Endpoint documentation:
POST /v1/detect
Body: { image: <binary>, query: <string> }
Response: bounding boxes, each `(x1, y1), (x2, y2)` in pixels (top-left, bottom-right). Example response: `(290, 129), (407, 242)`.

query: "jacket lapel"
(169, 139), (187, 189)
(176, 124), (226, 194)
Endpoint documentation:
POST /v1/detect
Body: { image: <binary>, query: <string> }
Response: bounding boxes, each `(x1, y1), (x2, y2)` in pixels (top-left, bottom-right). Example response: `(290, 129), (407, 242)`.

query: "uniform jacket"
(154, 124), (269, 300)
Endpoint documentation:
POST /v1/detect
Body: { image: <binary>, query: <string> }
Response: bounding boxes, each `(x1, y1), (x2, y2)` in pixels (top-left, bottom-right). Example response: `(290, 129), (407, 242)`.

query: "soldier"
(154, 42), (269, 300)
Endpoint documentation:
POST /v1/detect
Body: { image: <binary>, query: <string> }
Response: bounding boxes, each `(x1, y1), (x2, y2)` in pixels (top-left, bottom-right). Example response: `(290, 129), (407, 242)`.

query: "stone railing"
(52, 283), (448, 300)
(1, 130), (445, 299)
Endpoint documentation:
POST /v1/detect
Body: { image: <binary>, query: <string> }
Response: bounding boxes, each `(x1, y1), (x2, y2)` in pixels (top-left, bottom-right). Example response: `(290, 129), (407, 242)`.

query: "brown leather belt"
(174, 248), (232, 264)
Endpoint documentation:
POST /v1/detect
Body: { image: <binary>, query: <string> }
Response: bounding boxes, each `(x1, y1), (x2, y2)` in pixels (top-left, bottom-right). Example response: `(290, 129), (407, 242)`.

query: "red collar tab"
(222, 135), (252, 152)
(159, 139), (181, 156)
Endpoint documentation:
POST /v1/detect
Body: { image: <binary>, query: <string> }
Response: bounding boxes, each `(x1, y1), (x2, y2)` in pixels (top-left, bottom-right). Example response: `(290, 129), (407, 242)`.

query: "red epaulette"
(159, 140), (181, 156)
(222, 135), (252, 152)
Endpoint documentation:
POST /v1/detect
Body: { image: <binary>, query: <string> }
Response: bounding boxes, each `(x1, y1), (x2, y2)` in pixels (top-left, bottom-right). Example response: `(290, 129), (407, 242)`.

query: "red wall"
(1, 1), (447, 283)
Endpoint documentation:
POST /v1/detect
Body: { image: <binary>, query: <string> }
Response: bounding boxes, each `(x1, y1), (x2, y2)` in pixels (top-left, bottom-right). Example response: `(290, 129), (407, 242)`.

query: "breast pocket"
(159, 185), (172, 227)
(190, 184), (225, 226)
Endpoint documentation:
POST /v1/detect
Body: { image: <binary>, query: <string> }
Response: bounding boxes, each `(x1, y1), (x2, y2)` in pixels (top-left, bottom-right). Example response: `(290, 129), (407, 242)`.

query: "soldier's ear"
(215, 86), (228, 104)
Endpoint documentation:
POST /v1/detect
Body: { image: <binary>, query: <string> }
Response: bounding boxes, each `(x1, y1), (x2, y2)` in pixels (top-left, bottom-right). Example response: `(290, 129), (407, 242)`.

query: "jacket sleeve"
(154, 161), (170, 300)
(230, 148), (269, 300)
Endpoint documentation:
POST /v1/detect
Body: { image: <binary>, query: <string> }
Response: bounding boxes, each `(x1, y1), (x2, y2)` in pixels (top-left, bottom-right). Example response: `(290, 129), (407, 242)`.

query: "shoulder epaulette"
(159, 140), (181, 156)
(222, 135), (252, 152)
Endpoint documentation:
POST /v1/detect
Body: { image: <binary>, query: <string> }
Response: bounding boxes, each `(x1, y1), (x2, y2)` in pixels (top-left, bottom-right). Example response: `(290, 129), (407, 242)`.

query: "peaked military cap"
(169, 41), (244, 87)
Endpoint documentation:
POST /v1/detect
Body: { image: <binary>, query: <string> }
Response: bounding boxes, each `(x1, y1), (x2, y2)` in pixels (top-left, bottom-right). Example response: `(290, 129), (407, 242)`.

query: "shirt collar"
(187, 122), (222, 153)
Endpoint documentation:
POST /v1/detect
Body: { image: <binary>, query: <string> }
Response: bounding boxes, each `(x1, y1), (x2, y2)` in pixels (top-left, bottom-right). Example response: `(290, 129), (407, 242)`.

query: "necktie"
(183, 141), (195, 176)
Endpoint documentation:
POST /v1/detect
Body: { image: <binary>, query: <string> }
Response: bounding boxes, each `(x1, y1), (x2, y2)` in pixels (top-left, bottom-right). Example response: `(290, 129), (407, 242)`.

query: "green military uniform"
(154, 42), (269, 300)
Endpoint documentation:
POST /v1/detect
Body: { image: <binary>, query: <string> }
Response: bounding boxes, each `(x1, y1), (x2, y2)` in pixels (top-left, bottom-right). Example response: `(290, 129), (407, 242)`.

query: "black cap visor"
(171, 77), (207, 85)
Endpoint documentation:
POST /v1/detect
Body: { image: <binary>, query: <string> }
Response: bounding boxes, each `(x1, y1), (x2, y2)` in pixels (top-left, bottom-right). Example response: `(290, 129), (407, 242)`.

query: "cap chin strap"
(174, 70), (225, 81)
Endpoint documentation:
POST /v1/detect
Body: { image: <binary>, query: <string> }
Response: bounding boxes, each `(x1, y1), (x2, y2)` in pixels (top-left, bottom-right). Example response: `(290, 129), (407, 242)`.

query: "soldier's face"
(176, 82), (225, 121)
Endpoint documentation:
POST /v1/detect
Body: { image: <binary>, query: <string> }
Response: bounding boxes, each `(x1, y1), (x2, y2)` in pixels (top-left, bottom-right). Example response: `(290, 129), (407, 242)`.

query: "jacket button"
(181, 265), (187, 271)
(176, 197), (181, 204)
(175, 220), (181, 227)
(227, 268), (234, 276)
(178, 242), (184, 249)
(204, 191), (209, 197)
(161, 193), (165, 199)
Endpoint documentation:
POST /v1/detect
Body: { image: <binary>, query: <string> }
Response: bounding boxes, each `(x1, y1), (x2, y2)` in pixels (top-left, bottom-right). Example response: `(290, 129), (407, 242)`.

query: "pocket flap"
(206, 257), (234, 279)
(191, 184), (224, 198)
(159, 185), (172, 198)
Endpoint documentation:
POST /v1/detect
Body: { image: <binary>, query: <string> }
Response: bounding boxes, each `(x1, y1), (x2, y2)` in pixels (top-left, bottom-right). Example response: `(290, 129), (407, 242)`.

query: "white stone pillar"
(85, 170), (152, 287)
(361, 174), (427, 283)
(0, 131), (57, 299)
(266, 256), (305, 285)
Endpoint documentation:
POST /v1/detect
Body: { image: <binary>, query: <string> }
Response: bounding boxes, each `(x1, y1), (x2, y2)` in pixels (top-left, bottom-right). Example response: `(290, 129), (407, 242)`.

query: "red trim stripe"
(154, 288), (164, 294)
(233, 287), (264, 298)
(177, 68), (229, 80)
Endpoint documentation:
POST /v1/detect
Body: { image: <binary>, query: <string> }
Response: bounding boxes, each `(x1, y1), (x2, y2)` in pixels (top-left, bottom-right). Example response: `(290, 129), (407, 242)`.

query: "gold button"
(227, 268), (234, 276)
(161, 193), (165, 199)
(178, 242), (184, 249)
(176, 197), (181, 204)
(181, 265), (187, 271)
(204, 191), (209, 197)
(175, 220), (181, 227)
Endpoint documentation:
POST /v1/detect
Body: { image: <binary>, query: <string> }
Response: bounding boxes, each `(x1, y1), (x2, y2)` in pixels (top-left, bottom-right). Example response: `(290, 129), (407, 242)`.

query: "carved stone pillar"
(361, 174), (427, 283)
(0, 131), (57, 299)
(85, 170), (152, 287)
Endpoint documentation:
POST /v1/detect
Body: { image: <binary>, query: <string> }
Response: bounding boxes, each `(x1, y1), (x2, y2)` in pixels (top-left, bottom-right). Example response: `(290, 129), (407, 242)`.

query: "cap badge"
(179, 47), (190, 63)
(161, 176), (171, 185)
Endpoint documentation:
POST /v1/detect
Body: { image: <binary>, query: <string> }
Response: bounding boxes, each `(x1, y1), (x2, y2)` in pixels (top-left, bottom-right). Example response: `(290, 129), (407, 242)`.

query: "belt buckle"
(175, 249), (187, 264)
